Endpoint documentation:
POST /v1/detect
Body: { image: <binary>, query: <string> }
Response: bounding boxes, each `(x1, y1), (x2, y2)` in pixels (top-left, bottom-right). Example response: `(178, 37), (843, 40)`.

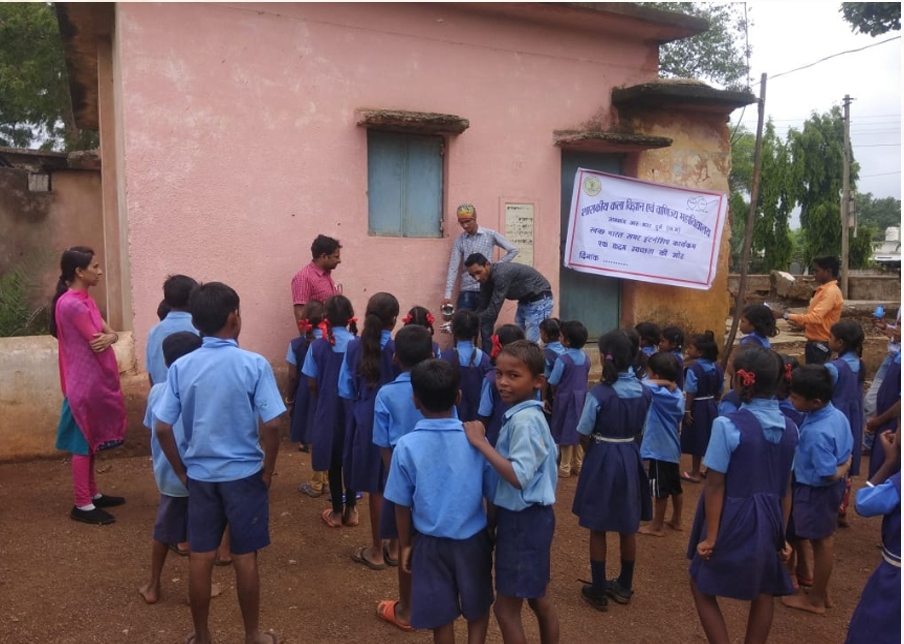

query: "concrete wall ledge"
(0, 332), (149, 462)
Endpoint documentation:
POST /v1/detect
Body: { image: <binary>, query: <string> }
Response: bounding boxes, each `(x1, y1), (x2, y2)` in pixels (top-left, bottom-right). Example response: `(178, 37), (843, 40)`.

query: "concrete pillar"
(97, 36), (127, 330)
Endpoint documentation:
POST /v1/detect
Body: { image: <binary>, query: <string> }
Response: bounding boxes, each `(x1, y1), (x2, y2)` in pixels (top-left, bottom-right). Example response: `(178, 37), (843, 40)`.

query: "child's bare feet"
(138, 581), (160, 604)
(246, 630), (279, 643)
(781, 592), (826, 615)
(665, 520), (683, 531)
(638, 525), (666, 537)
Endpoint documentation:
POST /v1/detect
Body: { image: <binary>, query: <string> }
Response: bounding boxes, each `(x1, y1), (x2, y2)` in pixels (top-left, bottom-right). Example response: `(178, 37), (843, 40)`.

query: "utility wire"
(860, 171), (901, 178)
(771, 35), (901, 80)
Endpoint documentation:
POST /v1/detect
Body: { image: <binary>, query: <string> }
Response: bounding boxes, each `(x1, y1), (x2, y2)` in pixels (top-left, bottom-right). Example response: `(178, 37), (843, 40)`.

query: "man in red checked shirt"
(291, 234), (341, 499)
(291, 235), (342, 325)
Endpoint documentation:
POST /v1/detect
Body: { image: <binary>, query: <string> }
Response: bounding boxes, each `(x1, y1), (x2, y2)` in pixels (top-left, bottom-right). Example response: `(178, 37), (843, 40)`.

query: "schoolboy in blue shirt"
(155, 282), (285, 644)
(638, 352), (685, 537)
(385, 359), (496, 642)
(783, 365), (852, 616)
(373, 325), (436, 631)
(145, 274), (199, 386)
(139, 331), (201, 604)
(465, 340), (560, 644)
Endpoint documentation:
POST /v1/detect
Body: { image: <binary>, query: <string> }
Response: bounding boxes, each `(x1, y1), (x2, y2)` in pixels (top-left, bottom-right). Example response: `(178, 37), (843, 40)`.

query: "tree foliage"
(788, 107), (860, 265)
(0, 2), (96, 150)
(854, 192), (902, 239)
(641, 2), (750, 90)
(840, 2), (901, 36)
(752, 121), (794, 271)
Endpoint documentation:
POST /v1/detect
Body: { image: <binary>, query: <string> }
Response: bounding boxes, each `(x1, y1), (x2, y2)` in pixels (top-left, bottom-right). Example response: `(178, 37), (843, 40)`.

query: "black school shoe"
(580, 584), (608, 611)
(605, 578), (634, 604)
(70, 506), (116, 525)
(93, 494), (126, 508)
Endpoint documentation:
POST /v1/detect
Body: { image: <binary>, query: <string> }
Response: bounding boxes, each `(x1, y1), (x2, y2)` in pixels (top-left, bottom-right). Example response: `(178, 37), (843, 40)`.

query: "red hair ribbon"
(736, 369), (756, 387)
(347, 317), (357, 325)
(402, 313), (414, 325)
(296, 318), (312, 334)
(490, 334), (503, 358)
(784, 363), (793, 381)
(426, 313), (435, 325)
(317, 319), (332, 344)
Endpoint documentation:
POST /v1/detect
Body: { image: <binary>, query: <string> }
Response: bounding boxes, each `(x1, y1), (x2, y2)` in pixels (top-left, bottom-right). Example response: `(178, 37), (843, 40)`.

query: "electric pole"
(841, 94), (853, 298)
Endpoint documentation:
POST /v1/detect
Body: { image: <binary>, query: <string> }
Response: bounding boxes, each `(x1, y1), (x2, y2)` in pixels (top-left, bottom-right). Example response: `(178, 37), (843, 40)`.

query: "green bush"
(0, 266), (49, 337)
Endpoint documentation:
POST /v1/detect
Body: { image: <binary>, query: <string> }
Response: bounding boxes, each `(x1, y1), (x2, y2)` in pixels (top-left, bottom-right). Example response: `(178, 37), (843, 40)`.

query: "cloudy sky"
(736, 2), (901, 208)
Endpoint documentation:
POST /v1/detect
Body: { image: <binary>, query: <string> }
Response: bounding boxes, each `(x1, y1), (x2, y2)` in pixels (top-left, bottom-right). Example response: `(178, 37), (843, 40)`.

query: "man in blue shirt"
(145, 274), (199, 386)
(155, 282), (285, 644)
(385, 359), (496, 640)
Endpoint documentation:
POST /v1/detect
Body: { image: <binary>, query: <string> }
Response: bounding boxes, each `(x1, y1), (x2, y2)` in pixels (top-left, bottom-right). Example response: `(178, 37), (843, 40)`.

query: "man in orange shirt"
(774, 256), (843, 364)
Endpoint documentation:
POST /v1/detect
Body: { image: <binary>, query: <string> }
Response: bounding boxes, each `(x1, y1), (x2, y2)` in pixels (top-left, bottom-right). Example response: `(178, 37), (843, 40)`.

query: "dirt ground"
(2, 317), (893, 644)
(0, 441), (884, 644)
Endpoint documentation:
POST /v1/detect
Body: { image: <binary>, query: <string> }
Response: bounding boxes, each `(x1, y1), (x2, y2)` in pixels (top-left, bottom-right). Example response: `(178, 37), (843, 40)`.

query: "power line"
(852, 143), (901, 147)
(771, 35), (901, 80)
(860, 171), (901, 178)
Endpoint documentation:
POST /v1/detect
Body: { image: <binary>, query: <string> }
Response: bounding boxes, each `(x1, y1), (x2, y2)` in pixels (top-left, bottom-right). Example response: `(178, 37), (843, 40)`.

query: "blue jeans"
(516, 295), (554, 344)
(456, 290), (481, 312)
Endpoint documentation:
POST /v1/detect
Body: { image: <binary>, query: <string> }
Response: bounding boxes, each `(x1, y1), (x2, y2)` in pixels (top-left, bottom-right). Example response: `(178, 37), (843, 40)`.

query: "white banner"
(564, 169), (727, 290)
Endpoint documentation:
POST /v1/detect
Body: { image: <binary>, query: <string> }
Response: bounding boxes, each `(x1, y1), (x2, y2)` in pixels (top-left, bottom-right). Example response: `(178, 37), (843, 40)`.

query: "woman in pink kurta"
(50, 246), (127, 525)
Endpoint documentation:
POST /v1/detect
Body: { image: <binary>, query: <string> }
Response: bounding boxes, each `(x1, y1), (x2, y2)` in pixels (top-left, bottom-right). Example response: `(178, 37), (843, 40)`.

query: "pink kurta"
(55, 290), (126, 451)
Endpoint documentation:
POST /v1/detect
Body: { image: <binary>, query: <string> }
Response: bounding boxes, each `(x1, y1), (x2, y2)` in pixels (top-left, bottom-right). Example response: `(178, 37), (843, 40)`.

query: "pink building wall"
(115, 3), (659, 363)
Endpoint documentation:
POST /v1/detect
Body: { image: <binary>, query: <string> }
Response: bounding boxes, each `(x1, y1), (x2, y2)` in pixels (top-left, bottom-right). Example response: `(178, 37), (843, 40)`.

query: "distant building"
(873, 227), (901, 268)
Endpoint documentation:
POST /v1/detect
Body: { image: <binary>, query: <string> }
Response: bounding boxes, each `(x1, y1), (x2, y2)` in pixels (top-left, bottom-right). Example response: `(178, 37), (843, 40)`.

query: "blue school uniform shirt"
(703, 398), (790, 474)
(144, 383), (188, 497)
(547, 348), (587, 386)
(640, 382), (684, 463)
(452, 340), (485, 366)
(284, 329), (323, 364)
(740, 333), (771, 349)
(543, 341), (565, 377)
(372, 372), (424, 449)
(825, 351), (860, 386)
(384, 418), (496, 539)
(685, 358), (718, 394)
(793, 402), (853, 487)
(576, 372), (648, 435)
(337, 330), (391, 399)
(492, 399), (558, 511)
(145, 311), (198, 385)
(641, 345), (657, 356)
(856, 477), (901, 517)
(154, 337), (286, 483)
(301, 327), (354, 379)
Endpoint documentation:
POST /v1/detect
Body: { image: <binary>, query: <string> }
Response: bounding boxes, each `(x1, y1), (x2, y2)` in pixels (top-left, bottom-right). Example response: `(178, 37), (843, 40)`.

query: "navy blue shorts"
(410, 530), (494, 630)
(495, 504), (555, 598)
(187, 471), (270, 555)
(379, 498), (399, 540)
(790, 481), (844, 540)
(153, 494), (188, 545)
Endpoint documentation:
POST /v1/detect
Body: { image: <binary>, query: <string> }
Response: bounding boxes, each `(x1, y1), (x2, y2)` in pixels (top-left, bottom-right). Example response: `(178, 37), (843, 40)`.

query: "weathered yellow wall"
(622, 110), (733, 344)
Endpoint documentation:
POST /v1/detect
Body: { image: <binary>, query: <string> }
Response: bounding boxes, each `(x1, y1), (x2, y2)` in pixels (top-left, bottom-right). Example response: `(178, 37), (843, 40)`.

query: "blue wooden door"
(560, 151), (623, 338)
(367, 131), (443, 238)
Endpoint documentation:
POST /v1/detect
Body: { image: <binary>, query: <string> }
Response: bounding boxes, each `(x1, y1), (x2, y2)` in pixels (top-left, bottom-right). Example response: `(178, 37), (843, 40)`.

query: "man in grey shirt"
(465, 252), (554, 353)
(442, 203), (518, 313)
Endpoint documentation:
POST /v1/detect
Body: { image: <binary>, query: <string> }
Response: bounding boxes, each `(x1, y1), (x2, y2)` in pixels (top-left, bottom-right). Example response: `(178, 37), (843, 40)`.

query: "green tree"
(840, 2), (901, 36)
(0, 2), (96, 150)
(850, 226), (878, 268)
(751, 121), (794, 271)
(640, 2), (750, 90)
(787, 107), (859, 264)
(854, 192), (901, 239)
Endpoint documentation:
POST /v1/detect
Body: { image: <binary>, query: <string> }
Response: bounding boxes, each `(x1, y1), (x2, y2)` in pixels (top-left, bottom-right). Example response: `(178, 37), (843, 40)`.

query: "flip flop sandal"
(321, 508), (342, 528)
(376, 599), (414, 632)
(168, 543), (190, 557)
(680, 471), (701, 483)
(351, 547), (387, 570)
(382, 543), (399, 567)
